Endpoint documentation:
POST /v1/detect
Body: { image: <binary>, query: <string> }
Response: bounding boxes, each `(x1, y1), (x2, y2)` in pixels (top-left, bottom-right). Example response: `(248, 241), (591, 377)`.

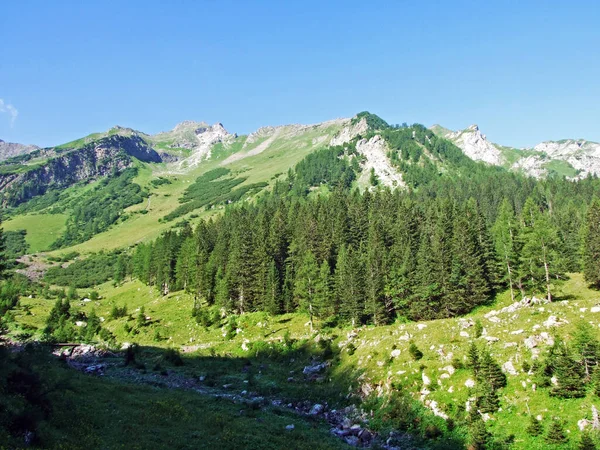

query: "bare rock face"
(355, 135), (404, 188)
(0, 134), (161, 206)
(532, 139), (600, 178)
(330, 117), (368, 146)
(431, 123), (600, 179)
(0, 139), (39, 162)
(445, 125), (504, 165)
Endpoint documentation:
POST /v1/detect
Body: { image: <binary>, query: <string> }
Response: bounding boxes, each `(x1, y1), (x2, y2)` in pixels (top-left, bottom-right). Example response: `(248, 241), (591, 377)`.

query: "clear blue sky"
(1, 0), (599, 148)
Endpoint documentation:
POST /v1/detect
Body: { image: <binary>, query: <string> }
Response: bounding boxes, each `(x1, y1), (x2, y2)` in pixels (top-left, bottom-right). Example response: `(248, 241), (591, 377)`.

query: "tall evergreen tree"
(314, 260), (333, 319)
(294, 251), (319, 331)
(584, 198), (600, 288)
(478, 350), (507, 390)
(551, 350), (586, 398)
(519, 198), (563, 302)
(448, 202), (490, 315)
(264, 259), (281, 315)
(0, 218), (7, 280)
(175, 237), (197, 292)
(492, 199), (520, 301)
(335, 245), (364, 325)
(573, 321), (600, 378)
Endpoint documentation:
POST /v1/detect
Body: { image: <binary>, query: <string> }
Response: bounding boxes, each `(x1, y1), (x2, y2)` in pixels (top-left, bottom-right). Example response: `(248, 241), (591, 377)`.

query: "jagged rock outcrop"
(356, 135), (404, 188)
(533, 139), (600, 178)
(443, 124), (503, 165)
(330, 118), (367, 146)
(153, 121), (236, 169)
(0, 134), (161, 206)
(431, 123), (600, 179)
(0, 139), (39, 162)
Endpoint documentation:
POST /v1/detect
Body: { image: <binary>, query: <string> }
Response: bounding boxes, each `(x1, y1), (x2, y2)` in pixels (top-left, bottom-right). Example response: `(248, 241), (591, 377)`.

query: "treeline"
(130, 168), (600, 323)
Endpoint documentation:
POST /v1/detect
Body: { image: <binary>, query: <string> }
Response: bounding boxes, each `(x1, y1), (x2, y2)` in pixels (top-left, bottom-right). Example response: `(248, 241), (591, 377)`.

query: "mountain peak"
(466, 124), (479, 132)
(172, 120), (210, 133)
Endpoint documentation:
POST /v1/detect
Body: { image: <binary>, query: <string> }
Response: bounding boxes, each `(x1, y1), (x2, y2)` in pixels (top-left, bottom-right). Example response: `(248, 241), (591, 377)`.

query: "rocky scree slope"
(431, 123), (600, 179)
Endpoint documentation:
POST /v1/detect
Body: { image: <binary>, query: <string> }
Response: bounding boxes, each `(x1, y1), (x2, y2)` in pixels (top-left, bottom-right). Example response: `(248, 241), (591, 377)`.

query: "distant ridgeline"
(128, 117), (600, 323)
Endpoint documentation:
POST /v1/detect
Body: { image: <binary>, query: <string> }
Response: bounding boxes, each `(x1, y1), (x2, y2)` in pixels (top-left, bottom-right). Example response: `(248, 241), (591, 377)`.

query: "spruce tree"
(526, 415), (543, 437)
(469, 417), (491, 450)
(448, 203), (490, 315)
(114, 254), (127, 285)
(551, 350), (586, 398)
(592, 367), (600, 397)
(584, 198), (600, 288)
(579, 432), (597, 450)
(467, 341), (480, 375)
(264, 259), (281, 315)
(492, 199), (519, 301)
(314, 260), (332, 319)
(0, 218), (6, 279)
(175, 238), (197, 292)
(476, 379), (500, 413)
(364, 224), (388, 325)
(545, 419), (569, 445)
(478, 350), (507, 390)
(335, 245), (364, 325)
(519, 198), (563, 302)
(294, 251), (319, 331)
(573, 321), (600, 378)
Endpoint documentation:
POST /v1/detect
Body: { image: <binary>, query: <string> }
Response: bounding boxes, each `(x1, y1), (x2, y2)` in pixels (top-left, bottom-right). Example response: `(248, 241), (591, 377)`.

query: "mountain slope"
(431, 124), (600, 179)
(1, 117), (356, 253)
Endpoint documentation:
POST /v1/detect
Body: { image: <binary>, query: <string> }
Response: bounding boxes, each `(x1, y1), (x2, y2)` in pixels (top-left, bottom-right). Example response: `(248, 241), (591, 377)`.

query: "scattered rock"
(303, 362), (329, 377)
(422, 373), (431, 386)
(285, 424), (295, 431)
(344, 435), (360, 447)
(502, 360), (518, 376)
(309, 404), (324, 415)
(543, 315), (568, 327)
(578, 419), (592, 431)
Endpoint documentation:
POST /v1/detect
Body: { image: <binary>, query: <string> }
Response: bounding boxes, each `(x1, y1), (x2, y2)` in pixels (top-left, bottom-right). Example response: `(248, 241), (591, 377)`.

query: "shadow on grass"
(56, 335), (467, 450)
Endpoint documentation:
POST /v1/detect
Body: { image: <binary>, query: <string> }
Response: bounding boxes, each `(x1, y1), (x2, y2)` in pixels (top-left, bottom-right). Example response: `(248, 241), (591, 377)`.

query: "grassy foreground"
(1, 346), (344, 450)
(8, 273), (600, 449)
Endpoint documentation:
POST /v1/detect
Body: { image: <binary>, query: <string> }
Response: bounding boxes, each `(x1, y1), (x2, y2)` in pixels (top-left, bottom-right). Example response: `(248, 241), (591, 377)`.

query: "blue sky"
(1, 0), (599, 148)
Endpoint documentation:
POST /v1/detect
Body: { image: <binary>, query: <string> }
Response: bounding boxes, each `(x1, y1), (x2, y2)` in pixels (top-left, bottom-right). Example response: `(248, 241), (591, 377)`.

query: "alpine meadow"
(2, 2), (600, 449)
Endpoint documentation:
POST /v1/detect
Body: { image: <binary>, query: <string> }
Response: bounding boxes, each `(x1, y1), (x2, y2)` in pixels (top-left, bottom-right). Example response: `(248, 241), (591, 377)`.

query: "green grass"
(6, 348), (345, 450)
(2, 213), (67, 253)
(544, 159), (580, 178)
(11, 273), (600, 448)
(31, 122), (345, 255)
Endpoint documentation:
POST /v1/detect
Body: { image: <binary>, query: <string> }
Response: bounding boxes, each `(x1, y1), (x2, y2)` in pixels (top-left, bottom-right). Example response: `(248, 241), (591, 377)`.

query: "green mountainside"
(2, 112), (600, 449)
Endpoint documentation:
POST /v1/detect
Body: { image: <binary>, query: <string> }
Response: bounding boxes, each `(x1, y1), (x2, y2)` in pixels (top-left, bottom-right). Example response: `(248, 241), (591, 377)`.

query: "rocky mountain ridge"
(0, 139), (39, 162)
(431, 124), (600, 179)
(0, 134), (161, 206)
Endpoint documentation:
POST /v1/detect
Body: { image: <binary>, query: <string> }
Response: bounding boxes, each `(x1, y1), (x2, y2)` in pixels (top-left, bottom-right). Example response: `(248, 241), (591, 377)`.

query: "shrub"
(409, 342), (423, 361)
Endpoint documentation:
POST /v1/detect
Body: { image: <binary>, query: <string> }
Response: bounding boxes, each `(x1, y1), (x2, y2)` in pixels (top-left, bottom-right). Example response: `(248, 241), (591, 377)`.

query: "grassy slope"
(40, 123), (343, 255)
(2, 213), (67, 252)
(11, 273), (600, 448)
(16, 350), (345, 450)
